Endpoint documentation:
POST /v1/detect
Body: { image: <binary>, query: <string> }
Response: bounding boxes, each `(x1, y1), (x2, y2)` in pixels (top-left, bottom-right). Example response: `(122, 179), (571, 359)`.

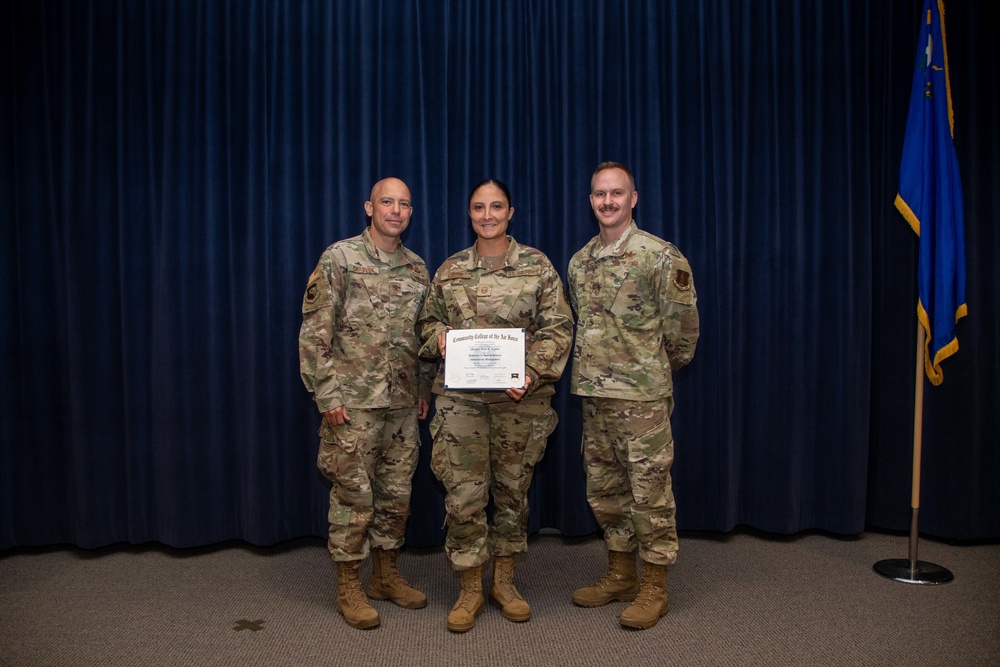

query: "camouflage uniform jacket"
(568, 221), (699, 400)
(418, 236), (573, 404)
(299, 227), (433, 413)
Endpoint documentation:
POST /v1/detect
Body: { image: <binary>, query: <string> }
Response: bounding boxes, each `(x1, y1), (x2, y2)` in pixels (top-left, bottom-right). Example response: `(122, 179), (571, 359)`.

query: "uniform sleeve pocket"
(442, 284), (477, 323)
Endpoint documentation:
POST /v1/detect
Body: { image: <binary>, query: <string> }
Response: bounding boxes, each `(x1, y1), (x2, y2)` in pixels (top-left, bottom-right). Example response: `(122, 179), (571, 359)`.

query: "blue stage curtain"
(2, 0), (997, 549)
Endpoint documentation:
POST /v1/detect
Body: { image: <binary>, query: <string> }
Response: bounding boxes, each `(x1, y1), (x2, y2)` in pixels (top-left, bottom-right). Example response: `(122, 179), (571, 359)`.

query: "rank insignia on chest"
(477, 285), (492, 296)
(673, 269), (691, 290)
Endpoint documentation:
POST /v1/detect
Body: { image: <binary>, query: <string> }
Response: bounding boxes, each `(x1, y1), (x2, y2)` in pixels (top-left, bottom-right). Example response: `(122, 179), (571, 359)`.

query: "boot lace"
(340, 571), (369, 606)
(630, 580), (658, 609)
(590, 569), (626, 590)
(455, 587), (480, 612)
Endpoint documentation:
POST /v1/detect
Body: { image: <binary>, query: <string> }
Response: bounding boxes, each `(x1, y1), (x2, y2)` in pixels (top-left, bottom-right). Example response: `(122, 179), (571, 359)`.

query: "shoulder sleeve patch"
(673, 269), (692, 291)
(302, 268), (333, 313)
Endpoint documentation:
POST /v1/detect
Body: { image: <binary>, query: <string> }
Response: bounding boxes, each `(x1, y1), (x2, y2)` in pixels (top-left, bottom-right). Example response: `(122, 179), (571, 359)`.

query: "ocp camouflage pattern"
(568, 221), (699, 400)
(428, 395), (556, 568)
(317, 406), (419, 560)
(581, 396), (678, 565)
(299, 227), (433, 413)
(418, 236), (573, 403)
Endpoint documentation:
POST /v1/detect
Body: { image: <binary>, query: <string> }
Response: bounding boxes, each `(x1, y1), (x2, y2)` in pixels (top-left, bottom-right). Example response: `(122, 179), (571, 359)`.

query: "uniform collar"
(592, 220), (637, 259)
(362, 227), (410, 266)
(466, 235), (519, 269)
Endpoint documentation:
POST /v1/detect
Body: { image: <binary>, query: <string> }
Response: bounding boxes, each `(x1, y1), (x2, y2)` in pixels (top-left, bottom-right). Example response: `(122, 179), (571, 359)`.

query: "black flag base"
(873, 558), (953, 585)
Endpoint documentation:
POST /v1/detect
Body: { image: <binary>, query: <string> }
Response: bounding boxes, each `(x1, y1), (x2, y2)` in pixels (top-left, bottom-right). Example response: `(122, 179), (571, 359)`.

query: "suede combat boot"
(447, 566), (484, 633)
(336, 560), (380, 629)
(619, 561), (669, 629)
(490, 556), (531, 622)
(367, 548), (427, 609)
(571, 550), (639, 607)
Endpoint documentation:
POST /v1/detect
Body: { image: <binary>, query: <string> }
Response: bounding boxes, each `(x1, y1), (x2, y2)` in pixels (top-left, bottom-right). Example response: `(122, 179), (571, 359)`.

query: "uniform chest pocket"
(340, 272), (386, 329)
(488, 282), (530, 323)
(391, 278), (428, 322)
(483, 273), (542, 326)
(609, 272), (658, 331)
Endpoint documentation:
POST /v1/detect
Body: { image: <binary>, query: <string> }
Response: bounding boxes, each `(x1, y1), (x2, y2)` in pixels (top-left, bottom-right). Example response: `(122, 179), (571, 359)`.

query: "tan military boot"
(489, 556), (531, 622)
(367, 548), (427, 609)
(336, 560), (381, 629)
(619, 561), (669, 629)
(447, 566), (484, 633)
(571, 550), (639, 607)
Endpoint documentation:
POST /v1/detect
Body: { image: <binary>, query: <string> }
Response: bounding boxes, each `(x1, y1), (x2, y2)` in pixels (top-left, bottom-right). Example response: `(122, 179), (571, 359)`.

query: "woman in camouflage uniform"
(418, 179), (573, 633)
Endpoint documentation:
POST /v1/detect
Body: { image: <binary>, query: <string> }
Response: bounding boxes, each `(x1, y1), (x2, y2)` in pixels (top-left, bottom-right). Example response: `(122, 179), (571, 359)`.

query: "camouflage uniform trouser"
(581, 396), (678, 566)
(316, 406), (419, 562)
(429, 395), (557, 570)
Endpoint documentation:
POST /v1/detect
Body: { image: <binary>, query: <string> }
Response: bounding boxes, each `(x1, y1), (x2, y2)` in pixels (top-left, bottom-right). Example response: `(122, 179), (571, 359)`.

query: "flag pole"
(873, 320), (953, 584)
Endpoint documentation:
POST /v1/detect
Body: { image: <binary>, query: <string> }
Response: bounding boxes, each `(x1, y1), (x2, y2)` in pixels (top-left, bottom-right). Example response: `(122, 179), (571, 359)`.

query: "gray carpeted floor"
(1, 530), (998, 666)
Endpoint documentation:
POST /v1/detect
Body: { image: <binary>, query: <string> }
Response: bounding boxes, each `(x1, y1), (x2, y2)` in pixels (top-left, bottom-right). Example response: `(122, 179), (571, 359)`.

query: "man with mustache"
(567, 162), (700, 629)
(299, 177), (433, 629)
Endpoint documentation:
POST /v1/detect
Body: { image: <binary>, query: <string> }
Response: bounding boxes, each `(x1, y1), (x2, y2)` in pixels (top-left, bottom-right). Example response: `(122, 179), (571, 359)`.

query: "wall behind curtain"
(2, 0), (997, 550)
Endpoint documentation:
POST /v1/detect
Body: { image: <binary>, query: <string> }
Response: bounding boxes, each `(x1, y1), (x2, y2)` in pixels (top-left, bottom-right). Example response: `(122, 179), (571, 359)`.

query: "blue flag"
(895, 0), (967, 386)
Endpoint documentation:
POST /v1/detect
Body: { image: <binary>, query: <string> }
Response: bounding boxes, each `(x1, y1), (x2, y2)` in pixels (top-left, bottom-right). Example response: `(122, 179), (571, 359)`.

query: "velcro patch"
(302, 268), (333, 313)
(305, 281), (322, 304)
(349, 264), (379, 275)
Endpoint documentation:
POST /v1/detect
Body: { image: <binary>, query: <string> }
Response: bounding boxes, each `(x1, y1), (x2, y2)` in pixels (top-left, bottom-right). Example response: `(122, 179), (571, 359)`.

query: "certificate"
(444, 328), (526, 390)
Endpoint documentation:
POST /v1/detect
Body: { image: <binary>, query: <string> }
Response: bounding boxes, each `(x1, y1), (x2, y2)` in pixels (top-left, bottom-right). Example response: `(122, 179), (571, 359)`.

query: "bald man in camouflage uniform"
(299, 177), (433, 630)
(568, 162), (699, 630)
(418, 179), (573, 632)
